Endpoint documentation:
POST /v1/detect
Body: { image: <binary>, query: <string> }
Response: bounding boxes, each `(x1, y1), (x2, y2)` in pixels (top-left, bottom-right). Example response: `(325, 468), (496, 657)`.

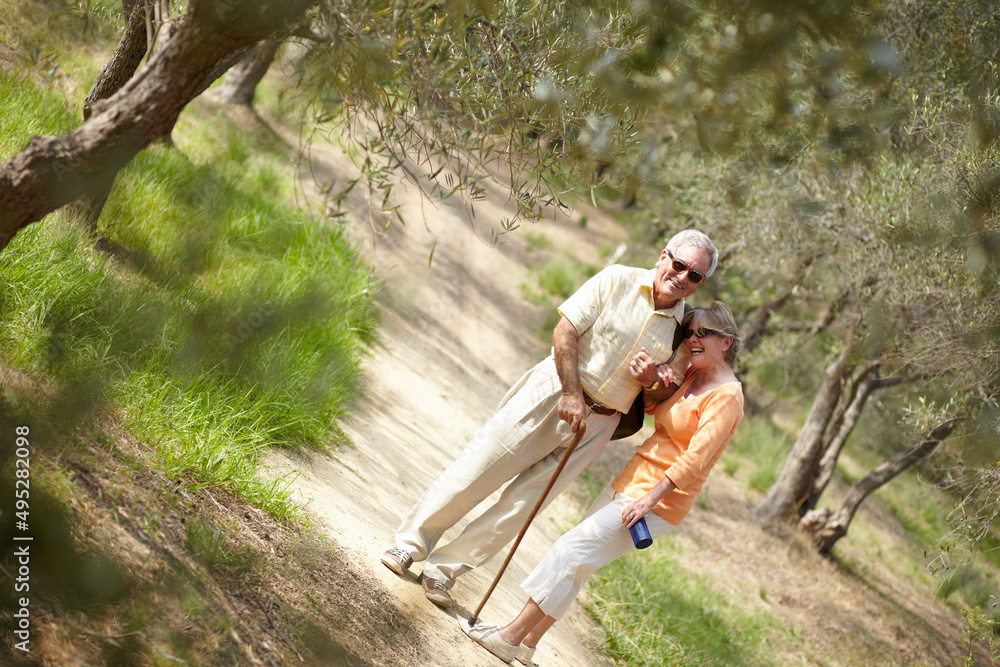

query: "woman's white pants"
(521, 485), (676, 620)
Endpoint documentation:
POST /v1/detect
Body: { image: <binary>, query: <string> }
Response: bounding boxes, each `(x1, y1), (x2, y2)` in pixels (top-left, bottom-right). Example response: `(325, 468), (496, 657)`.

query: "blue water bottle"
(629, 517), (653, 549)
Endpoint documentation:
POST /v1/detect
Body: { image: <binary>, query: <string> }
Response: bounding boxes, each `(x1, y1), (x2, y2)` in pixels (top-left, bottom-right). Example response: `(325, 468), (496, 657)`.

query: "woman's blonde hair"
(682, 300), (742, 365)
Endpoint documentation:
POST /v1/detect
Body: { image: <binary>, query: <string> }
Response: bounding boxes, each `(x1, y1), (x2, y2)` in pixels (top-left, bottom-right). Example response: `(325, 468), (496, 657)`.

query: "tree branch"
(805, 417), (960, 553)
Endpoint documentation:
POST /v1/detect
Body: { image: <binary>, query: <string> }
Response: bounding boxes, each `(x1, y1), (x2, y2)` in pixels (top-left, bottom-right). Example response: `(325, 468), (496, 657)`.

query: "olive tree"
(0, 0), (312, 249)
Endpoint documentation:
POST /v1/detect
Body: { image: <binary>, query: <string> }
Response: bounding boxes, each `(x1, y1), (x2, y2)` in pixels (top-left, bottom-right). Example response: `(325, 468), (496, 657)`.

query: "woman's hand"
(629, 347), (659, 388)
(656, 364), (678, 388)
(621, 495), (658, 528)
(622, 477), (678, 527)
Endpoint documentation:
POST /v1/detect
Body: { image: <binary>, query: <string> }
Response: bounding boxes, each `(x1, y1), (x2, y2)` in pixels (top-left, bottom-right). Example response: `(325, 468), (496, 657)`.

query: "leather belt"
(583, 392), (618, 417)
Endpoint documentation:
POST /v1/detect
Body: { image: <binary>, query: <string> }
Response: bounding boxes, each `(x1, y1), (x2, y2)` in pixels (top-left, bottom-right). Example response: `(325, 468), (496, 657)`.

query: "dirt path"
(268, 142), (628, 666)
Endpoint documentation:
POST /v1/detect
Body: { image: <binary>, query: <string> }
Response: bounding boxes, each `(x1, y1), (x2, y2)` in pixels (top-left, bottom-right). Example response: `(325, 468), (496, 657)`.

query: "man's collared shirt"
(558, 265), (688, 414)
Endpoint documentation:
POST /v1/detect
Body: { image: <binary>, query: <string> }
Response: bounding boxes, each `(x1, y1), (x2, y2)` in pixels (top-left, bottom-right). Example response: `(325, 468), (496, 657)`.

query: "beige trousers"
(394, 357), (620, 587)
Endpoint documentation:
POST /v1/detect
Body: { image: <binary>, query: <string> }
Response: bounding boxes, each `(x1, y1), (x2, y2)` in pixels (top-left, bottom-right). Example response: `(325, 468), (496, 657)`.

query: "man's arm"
(553, 315), (586, 433)
(642, 373), (679, 405)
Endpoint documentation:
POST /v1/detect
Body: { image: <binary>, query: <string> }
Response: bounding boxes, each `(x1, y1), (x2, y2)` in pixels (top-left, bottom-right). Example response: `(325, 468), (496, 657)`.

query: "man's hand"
(628, 347), (659, 388)
(631, 349), (682, 406)
(558, 392), (587, 433)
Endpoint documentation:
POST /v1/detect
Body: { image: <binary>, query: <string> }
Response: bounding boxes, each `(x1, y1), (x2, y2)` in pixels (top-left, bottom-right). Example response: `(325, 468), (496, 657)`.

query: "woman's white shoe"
(460, 619), (519, 663)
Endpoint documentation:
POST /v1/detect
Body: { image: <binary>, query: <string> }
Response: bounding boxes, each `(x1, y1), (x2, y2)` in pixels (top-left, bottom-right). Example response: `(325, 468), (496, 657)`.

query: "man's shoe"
(422, 576), (454, 607)
(515, 644), (536, 666)
(460, 619), (518, 663)
(380, 547), (412, 576)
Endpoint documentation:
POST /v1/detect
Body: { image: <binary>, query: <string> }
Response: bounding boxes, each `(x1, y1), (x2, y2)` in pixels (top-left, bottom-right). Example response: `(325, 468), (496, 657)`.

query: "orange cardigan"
(612, 369), (744, 525)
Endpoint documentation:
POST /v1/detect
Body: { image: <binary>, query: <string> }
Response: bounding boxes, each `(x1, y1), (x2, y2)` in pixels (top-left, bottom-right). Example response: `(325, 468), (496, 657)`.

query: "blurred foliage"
(288, 0), (899, 236)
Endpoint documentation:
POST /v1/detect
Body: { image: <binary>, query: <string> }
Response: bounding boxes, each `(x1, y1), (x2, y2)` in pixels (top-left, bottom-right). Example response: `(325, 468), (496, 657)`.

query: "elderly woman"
(462, 301), (744, 665)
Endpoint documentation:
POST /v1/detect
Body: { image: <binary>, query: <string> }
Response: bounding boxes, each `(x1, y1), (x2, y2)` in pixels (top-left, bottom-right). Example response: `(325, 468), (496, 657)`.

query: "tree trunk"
(83, 0), (150, 121)
(74, 3), (257, 229)
(802, 365), (879, 512)
(73, 0), (154, 229)
(803, 418), (959, 553)
(210, 39), (280, 106)
(0, 0), (313, 253)
(804, 368), (920, 511)
(756, 327), (857, 525)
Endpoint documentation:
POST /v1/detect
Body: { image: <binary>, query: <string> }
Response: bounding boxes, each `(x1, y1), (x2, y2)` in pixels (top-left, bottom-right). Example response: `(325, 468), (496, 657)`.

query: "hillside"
(0, 2), (992, 664)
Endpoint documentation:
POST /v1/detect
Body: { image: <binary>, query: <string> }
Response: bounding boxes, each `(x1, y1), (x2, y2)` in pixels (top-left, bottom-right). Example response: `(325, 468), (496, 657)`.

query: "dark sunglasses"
(666, 250), (706, 284)
(684, 326), (722, 339)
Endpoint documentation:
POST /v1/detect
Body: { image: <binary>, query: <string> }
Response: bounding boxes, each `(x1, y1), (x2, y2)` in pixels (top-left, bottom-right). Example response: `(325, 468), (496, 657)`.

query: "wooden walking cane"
(469, 419), (587, 626)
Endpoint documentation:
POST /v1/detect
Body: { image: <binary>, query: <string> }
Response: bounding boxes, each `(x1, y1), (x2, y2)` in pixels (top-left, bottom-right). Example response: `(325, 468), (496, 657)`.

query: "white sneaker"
(460, 619), (518, 663)
(516, 644), (536, 666)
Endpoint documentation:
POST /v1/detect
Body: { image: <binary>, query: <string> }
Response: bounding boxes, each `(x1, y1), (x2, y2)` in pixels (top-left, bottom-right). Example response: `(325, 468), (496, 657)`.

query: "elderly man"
(381, 229), (718, 607)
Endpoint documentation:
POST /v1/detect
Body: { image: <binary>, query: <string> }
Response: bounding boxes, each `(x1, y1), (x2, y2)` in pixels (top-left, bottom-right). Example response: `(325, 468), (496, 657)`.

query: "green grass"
(520, 257), (599, 339)
(0, 72), (379, 518)
(586, 542), (780, 666)
(871, 471), (1000, 615)
(0, 70), (78, 153)
(725, 416), (795, 494)
(875, 475), (949, 546)
(523, 230), (554, 252)
(186, 519), (247, 572)
(531, 258), (596, 299)
(0, 0), (119, 92)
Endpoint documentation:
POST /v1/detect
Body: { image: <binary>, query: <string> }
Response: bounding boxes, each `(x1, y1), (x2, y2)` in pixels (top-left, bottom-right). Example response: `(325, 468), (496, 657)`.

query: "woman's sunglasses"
(684, 327), (722, 339)
(666, 250), (706, 284)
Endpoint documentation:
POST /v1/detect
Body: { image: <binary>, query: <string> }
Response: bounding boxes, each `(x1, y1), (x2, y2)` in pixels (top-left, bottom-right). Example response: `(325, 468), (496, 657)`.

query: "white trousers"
(394, 357), (620, 586)
(521, 485), (675, 620)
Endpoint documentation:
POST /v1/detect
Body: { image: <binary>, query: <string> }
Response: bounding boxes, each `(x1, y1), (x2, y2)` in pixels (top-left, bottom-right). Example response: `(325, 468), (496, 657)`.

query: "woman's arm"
(656, 394), (742, 492)
(621, 391), (743, 527)
(621, 474), (677, 528)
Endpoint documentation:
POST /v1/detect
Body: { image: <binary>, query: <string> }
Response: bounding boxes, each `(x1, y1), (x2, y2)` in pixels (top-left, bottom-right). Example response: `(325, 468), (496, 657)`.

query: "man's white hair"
(665, 229), (719, 277)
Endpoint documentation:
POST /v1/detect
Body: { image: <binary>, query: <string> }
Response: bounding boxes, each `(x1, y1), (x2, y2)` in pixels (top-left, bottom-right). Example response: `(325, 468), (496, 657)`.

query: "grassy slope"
(0, 2), (393, 663)
(0, 26), (379, 514)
